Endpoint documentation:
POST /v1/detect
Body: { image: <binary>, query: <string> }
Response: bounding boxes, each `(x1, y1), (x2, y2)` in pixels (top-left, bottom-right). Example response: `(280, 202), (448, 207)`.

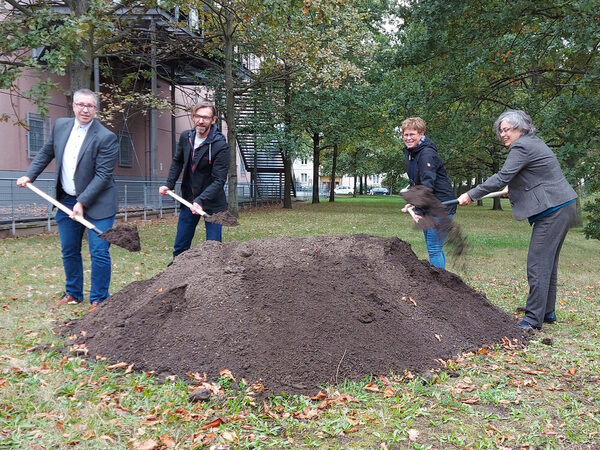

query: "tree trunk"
(65, 0), (92, 108)
(311, 132), (320, 204)
(282, 75), (293, 209)
(329, 143), (338, 202)
(491, 157), (502, 210)
(223, 10), (238, 216)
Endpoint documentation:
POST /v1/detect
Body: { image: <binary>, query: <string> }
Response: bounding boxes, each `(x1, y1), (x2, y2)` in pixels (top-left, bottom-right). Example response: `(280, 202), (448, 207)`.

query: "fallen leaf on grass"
(293, 407), (321, 420)
(220, 431), (238, 442)
(219, 368), (235, 380)
(344, 426), (360, 434)
(200, 417), (227, 430)
(107, 362), (128, 370)
(364, 382), (380, 392)
(563, 367), (577, 376)
(408, 428), (420, 441)
(311, 390), (327, 401)
(461, 397), (480, 405)
(383, 387), (395, 397)
(134, 439), (158, 450)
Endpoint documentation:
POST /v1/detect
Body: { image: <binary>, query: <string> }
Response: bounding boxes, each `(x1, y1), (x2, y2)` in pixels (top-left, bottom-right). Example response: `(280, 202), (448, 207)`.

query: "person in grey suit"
(458, 110), (577, 330)
(16, 89), (119, 311)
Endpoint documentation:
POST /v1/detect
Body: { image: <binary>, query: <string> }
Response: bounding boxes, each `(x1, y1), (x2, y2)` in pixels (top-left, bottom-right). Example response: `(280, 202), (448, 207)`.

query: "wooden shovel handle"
(165, 190), (209, 217)
(25, 182), (102, 233)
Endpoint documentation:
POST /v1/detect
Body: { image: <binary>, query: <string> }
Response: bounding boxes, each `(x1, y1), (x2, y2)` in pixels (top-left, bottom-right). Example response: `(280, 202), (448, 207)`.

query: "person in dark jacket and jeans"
(401, 117), (456, 269)
(159, 101), (230, 257)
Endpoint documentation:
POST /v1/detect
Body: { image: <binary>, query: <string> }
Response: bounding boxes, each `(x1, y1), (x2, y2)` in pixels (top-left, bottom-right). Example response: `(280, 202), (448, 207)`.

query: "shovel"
(165, 189), (211, 218)
(26, 182), (141, 252)
(165, 190), (239, 226)
(441, 187), (508, 205)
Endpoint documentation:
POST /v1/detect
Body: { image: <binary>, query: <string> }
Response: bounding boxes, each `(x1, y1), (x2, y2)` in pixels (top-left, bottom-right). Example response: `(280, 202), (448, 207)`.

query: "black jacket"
(165, 125), (230, 214)
(404, 136), (456, 214)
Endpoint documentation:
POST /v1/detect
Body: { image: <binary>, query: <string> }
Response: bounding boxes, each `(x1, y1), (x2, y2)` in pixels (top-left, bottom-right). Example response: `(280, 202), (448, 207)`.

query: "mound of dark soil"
(64, 234), (526, 396)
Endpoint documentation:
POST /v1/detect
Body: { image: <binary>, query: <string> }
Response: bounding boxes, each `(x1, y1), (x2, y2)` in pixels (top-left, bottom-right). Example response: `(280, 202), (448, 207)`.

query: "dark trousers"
(173, 205), (223, 257)
(525, 201), (576, 327)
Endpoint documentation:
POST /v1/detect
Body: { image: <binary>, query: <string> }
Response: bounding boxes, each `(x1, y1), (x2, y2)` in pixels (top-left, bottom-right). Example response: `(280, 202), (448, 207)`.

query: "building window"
(301, 173), (308, 183)
(27, 113), (50, 159)
(118, 131), (134, 167)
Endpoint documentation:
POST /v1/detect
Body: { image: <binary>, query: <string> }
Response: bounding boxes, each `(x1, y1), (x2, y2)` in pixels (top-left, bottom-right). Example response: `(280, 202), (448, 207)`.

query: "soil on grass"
(63, 234), (528, 396)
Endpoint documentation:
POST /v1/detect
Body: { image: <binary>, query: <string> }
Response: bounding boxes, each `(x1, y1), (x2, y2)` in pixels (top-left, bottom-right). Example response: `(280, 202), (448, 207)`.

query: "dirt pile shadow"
(64, 234), (526, 396)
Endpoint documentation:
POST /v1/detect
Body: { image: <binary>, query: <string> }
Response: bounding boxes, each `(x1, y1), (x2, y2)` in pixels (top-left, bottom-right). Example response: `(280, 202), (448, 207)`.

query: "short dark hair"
(192, 101), (217, 118)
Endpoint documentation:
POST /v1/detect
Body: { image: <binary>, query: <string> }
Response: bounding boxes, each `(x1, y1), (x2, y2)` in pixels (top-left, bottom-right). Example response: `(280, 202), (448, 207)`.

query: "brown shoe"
(56, 293), (81, 306)
(88, 301), (101, 313)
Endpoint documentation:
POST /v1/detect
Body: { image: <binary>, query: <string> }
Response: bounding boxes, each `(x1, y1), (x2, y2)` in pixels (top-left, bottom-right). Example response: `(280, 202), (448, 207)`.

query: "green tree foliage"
(391, 0), (600, 235)
(0, 0), (160, 119)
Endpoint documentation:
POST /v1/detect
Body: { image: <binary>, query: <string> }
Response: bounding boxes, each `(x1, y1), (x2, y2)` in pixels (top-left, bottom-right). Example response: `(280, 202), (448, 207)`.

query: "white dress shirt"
(61, 120), (92, 196)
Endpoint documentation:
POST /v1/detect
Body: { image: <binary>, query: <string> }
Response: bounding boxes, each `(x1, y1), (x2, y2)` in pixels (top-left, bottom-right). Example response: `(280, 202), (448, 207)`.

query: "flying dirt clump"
(63, 234), (527, 396)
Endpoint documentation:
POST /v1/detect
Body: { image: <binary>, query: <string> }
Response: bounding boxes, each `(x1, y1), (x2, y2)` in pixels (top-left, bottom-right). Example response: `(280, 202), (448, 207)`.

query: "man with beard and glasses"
(159, 101), (230, 259)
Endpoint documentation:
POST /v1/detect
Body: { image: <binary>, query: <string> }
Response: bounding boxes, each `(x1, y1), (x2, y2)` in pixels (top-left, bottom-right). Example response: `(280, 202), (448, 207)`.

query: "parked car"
(370, 187), (389, 195)
(334, 186), (354, 195)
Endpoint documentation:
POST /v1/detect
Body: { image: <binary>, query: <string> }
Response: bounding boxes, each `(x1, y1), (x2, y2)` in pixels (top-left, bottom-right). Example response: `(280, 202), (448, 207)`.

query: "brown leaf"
(563, 367), (577, 376)
(383, 387), (395, 398)
(344, 426), (360, 434)
(461, 397), (480, 405)
(364, 382), (380, 392)
(134, 439), (158, 450)
(221, 431), (238, 442)
(200, 417), (227, 430)
(219, 368), (235, 380)
(107, 362), (128, 370)
(311, 390), (327, 401)
(158, 434), (176, 448)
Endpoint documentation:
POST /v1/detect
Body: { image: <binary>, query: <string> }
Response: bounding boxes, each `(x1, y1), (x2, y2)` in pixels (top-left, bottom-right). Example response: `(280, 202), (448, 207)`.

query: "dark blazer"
(468, 134), (577, 220)
(165, 124), (229, 214)
(26, 117), (119, 219)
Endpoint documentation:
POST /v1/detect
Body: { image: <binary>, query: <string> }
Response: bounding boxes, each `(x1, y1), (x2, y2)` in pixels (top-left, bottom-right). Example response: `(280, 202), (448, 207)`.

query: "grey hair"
(73, 89), (99, 107)
(493, 110), (536, 139)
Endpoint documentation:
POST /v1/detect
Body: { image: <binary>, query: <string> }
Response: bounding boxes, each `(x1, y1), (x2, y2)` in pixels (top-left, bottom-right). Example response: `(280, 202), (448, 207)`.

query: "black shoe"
(544, 311), (557, 324)
(518, 319), (541, 330)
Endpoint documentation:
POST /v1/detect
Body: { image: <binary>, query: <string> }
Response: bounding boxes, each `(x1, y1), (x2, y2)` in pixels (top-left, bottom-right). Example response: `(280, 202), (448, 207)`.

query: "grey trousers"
(525, 201), (576, 327)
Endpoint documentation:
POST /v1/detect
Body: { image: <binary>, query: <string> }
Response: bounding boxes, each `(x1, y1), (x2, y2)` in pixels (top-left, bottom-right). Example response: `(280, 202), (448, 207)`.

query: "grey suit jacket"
(468, 134), (577, 221)
(26, 117), (119, 219)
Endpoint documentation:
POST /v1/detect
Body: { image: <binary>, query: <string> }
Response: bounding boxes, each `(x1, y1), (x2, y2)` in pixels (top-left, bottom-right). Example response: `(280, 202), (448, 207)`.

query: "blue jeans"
(423, 214), (454, 269)
(173, 205), (222, 257)
(56, 195), (114, 303)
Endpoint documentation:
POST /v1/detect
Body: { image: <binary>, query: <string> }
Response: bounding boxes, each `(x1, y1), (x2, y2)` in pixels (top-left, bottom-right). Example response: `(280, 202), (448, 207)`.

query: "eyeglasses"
(499, 127), (514, 135)
(74, 103), (97, 110)
(192, 114), (214, 121)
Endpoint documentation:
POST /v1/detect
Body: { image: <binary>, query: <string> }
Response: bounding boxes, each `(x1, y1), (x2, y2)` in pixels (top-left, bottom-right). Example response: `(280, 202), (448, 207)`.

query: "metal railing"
(0, 177), (315, 236)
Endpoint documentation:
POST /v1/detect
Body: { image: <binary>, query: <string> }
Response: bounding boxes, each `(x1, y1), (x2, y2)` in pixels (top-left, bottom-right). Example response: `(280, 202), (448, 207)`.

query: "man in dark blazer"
(17, 89), (119, 311)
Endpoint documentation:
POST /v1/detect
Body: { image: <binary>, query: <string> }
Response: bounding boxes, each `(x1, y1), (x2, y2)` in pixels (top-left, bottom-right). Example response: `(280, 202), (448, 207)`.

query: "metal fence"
(0, 177), (316, 236)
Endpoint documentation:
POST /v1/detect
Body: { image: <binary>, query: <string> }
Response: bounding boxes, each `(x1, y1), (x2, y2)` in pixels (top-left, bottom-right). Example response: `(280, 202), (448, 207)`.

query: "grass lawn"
(1, 195), (599, 449)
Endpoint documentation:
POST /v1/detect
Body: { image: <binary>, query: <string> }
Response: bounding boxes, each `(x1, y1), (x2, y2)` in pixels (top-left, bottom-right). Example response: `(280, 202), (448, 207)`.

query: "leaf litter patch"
(63, 234), (528, 396)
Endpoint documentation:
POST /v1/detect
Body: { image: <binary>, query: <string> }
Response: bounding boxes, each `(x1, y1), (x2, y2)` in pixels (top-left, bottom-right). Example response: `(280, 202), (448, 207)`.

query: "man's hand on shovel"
(190, 202), (205, 216)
